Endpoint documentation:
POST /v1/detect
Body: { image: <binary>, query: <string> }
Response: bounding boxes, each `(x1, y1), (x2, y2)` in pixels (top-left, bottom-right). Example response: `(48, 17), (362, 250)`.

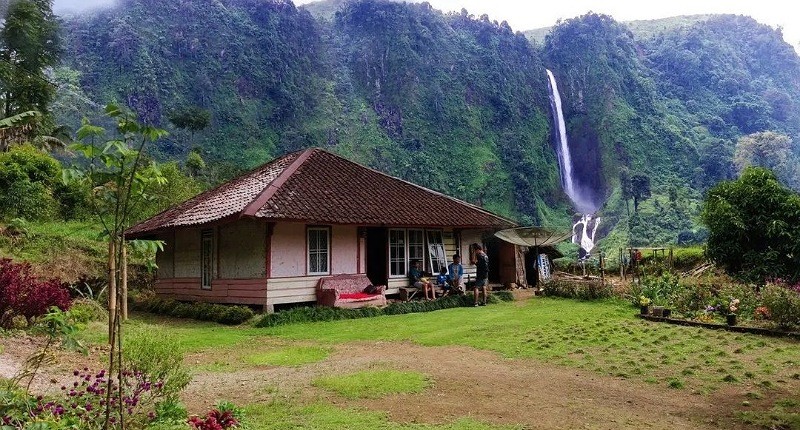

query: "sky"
(51, 0), (800, 51)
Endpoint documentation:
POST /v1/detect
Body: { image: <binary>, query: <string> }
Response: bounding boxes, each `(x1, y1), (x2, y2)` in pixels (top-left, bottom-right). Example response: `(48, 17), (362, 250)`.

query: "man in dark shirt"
(471, 243), (489, 306)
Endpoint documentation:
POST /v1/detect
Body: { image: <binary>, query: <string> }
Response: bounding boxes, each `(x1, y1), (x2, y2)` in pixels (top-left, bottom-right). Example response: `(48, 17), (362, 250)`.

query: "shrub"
(0, 258), (71, 328)
(31, 368), (167, 429)
(130, 296), (254, 325)
(669, 282), (718, 317)
(542, 279), (613, 300)
(671, 246), (706, 270)
(761, 283), (800, 329)
(67, 298), (108, 325)
(628, 273), (680, 307)
(124, 330), (191, 402)
(188, 408), (239, 430)
(255, 292), (513, 328)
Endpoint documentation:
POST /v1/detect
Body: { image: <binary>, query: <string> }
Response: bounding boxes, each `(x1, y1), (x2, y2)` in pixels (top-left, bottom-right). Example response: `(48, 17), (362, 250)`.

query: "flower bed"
(631, 275), (800, 333)
(638, 314), (800, 340)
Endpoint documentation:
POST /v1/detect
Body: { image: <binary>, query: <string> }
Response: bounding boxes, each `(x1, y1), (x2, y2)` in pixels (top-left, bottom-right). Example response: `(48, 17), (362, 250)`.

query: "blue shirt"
(447, 262), (464, 281)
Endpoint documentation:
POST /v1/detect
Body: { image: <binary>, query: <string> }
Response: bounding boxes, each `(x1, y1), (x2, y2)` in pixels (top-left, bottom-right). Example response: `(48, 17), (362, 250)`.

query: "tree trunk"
(108, 239), (116, 342)
(122, 240), (128, 321)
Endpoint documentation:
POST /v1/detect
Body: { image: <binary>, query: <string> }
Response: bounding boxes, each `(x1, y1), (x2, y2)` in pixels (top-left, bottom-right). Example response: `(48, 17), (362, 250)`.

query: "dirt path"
(183, 340), (751, 429)
(1, 333), (781, 429)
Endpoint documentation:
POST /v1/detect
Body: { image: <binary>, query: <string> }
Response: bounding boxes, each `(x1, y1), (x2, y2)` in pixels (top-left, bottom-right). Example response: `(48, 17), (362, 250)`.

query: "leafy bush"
(701, 167), (800, 282)
(0, 144), (62, 221)
(671, 246), (706, 270)
(761, 283), (800, 329)
(255, 292), (514, 328)
(188, 408), (239, 430)
(18, 368), (169, 429)
(131, 296), (254, 325)
(668, 282), (718, 317)
(67, 298), (108, 325)
(0, 384), (37, 428)
(0, 258), (71, 328)
(542, 279), (613, 300)
(124, 330), (191, 402)
(628, 273), (680, 307)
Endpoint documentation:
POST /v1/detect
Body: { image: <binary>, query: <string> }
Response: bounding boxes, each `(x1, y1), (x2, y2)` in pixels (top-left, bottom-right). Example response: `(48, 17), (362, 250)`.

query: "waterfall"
(546, 69), (579, 205)
(546, 69), (600, 257)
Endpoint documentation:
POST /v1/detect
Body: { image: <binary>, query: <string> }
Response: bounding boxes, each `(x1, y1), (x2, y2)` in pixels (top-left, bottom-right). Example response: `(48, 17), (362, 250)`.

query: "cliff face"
(57, 2), (800, 245)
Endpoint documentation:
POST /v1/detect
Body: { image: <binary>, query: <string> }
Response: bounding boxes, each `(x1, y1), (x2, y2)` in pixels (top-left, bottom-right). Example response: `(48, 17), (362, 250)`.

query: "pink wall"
(270, 222), (359, 277)
(331, 225), (357, 274)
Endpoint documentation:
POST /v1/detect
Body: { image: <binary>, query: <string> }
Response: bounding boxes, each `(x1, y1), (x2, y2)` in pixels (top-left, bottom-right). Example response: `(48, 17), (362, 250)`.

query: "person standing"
(471, 244), (489, 306)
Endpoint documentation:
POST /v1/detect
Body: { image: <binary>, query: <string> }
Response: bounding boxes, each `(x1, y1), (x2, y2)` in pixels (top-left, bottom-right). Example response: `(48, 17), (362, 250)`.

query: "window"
(408, 229), (425, 266)
(307, 227), (330, 275)
(389, 229), (406, 277)
(426, 230), (446, 274)
(201, 229), (213, 289)
(389, 228), (448, 278)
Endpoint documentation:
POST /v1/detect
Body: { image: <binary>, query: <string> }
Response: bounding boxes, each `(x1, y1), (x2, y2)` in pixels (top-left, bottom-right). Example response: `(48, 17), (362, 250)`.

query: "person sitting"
(447, 254), (464, 293)
(435, 266), (449, 296)
(408, 260), (435, 300)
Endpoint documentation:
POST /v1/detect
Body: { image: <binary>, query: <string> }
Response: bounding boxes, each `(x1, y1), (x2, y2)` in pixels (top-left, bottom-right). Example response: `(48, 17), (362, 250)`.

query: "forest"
(4, 0), (800, 259)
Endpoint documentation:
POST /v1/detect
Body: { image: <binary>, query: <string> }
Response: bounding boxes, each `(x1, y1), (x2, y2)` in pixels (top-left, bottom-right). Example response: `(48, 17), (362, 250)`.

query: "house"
(127, 148), (525, 312)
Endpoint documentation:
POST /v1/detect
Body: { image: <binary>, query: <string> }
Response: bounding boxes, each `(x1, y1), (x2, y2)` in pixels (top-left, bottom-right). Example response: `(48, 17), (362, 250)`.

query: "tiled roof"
(126, 151), (301, 236)
(127, 148), (516, 237)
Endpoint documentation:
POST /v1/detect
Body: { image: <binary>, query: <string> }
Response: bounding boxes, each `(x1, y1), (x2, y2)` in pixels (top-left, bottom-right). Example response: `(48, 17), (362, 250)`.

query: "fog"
(53, 0), (118, 15)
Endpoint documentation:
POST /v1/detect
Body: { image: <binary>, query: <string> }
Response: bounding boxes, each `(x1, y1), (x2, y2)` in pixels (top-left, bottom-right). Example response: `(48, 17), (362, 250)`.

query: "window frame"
(388, 228), (407, 278)
(388, 228), (446, 278)
(200, 229), (214, 290)
(307, 226), (331, 276)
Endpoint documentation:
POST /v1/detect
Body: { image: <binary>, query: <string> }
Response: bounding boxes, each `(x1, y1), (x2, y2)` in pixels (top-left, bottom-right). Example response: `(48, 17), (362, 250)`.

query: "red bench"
(316, 274), (387, 309)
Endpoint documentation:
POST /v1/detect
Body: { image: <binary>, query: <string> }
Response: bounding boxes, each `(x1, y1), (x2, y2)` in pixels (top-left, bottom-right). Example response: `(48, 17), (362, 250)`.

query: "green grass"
(243, 346), (331, 367)
(0, 221), (104, 275)
(244, 401), (521, 430)
(79, 297), (800, 427)
(80, 299), (800, 395)
(313, 369), (429, 399)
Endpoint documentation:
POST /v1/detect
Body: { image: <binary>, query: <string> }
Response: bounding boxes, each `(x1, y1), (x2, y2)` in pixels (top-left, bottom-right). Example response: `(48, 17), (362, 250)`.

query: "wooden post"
(600, 251), (605, 284)
(122, 239), (128, 321)
(669, 248), (674, 269)
(108, 239), (116, 342)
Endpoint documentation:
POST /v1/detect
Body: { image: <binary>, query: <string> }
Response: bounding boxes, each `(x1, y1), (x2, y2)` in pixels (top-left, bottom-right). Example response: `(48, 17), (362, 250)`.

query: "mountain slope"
(56, 1), (800, 249)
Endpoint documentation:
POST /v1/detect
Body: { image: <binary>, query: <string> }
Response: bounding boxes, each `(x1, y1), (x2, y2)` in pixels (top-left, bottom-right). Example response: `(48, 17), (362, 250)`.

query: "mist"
(53, 0), (118, 15)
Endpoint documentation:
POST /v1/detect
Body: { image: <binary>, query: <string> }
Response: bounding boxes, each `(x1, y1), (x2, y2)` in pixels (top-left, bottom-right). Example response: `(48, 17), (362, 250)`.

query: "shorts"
(414, 281), (425, 288)
(474, 278), (487, 288)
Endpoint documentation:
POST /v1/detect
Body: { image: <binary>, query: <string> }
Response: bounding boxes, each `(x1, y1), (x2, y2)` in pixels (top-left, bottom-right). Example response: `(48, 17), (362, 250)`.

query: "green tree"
(167, 106), (210, 147)
(630, 173), (651, 212)
(185, 150), (206, 179)
(0, 0), (60, 119)
(701, 166), (800, 282)
(0, 143), (60, 219)
(66, 104), (167, 427)
(733, 131), (798, 190)
(619, 168), (632, 215)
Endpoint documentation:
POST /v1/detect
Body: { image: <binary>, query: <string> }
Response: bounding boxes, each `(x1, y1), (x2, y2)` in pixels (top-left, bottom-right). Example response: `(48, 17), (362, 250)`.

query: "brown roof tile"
(127, 148), (516, 237)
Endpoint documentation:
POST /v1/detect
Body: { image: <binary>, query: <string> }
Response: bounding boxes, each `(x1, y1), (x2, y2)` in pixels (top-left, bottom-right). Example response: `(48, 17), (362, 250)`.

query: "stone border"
(637, 314), (800, 340)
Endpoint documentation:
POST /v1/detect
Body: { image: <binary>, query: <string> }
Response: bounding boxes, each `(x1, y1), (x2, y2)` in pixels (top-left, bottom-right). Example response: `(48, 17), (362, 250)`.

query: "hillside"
(51, 0), (800, 253)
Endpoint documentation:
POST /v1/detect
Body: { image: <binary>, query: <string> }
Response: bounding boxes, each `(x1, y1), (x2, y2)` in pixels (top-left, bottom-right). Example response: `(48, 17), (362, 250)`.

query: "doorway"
(365, 227), (388, 286)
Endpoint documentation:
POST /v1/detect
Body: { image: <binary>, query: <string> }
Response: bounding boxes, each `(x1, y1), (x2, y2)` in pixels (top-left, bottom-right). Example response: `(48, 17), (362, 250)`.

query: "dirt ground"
(0, 327), (789, 429)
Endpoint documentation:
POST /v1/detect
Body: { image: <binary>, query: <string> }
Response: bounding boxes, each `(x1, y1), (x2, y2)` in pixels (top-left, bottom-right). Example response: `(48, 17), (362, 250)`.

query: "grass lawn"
(80, 297), (799, 428)
(312, 369), (430, 399)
